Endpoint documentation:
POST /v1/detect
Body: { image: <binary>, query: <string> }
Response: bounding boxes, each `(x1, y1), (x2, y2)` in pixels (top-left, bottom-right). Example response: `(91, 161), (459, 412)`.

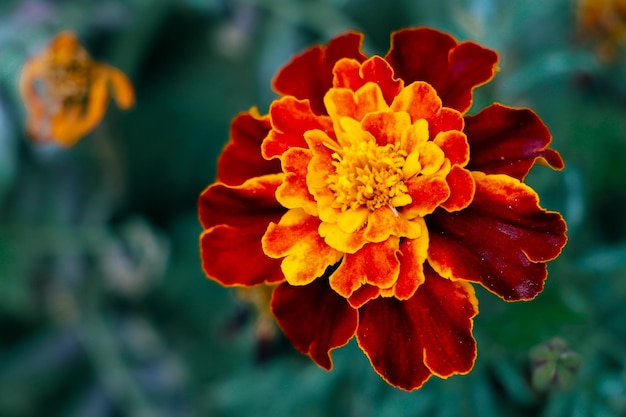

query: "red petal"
(464, 103), (565, 181)
(427, 172), (567, 301)
(198, 175), (286, 286)
(198, 174), (285, 230)
(385, 28), (498, 113)
(200, 225), (284, 286)
(434, 130), (470, 166)
(273, 32), (367, 115)
(440, 166), (475, 212)
(357, 269), (478, 391)
(218, 110), (280, 186)
(262, 97), (334, 159)
(271, 279), (358, 370)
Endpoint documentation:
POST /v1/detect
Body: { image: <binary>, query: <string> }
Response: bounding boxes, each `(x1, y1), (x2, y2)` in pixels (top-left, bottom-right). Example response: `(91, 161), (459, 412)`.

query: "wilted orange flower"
(19, 31), (134, 147)
(199, 27), (568, 391)
(577, 0), (626, 60)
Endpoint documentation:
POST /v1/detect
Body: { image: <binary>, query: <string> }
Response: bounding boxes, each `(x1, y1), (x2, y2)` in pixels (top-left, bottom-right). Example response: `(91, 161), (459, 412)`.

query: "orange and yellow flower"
(19, 30), (134, 147)
(577, 0), (626, 61)
(199, 27), (567, 391)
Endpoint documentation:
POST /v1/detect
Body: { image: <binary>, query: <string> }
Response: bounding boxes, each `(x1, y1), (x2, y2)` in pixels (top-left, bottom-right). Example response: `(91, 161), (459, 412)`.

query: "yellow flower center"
(326, 139), (412, 212)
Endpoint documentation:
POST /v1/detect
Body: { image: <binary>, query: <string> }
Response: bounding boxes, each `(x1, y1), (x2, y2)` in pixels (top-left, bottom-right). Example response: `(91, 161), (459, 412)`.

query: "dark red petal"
(218, 111), (281, 186)
(464, 103), (565, 181)
(271, 279), (358, 370)
(200, 225), (284, 286)
(273, 32), (367, 115)
(198, 174), (285, 230)
(427, 172), (568, 301)
(385, 28), (498, 113)
(198, 175), (286, 286)
(262, 97), (334, 159)
(357, 269), (477, 391)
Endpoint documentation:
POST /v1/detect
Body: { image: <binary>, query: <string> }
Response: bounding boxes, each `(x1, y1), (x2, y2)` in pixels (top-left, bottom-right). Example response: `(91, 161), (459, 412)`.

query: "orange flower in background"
(577, 0), (626, 60)
(199, 27), (568, 391)
(19, 31), (134, 147)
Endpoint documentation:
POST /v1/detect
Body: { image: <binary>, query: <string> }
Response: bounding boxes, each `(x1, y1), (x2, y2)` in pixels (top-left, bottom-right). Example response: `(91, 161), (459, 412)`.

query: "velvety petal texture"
(199, 26), (567, 392)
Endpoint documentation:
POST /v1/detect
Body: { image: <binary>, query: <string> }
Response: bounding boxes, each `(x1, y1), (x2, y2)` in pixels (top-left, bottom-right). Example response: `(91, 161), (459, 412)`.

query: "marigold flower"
(199, 27), (567, 391)
(577, 0), (626, 61)
(19, 30), (134, 147)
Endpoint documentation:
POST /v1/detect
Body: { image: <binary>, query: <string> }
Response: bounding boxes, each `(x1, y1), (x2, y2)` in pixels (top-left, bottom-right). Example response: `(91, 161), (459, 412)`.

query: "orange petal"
(360, 110), (411, 146)
(391, 81), (443, 122)
(440, 166), (475, 212)
(263, 209), (342, 286)
(318, 222), (368, 254)
(402, 174), (450, 218)
(392, 228), (429, 299)
(262, 96), (333, 159)
(106, 65), (135, 109)
(276, 147), (318, 216)
(363, 206), (422, 243)
(332, 56), (403, 104)
(329, 237), (400, 298)
(324, 82), (388, 123)
(433, 130), (470, 166)
(53, 91), (108, 146)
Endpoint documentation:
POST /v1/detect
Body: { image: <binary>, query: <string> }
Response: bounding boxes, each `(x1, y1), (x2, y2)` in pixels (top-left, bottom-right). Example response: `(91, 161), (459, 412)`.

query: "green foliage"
(1, 0), (626, 416)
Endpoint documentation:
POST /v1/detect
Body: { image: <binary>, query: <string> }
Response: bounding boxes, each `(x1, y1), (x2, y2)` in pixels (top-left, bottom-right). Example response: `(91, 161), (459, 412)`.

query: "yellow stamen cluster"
(327, 139), (412, 212)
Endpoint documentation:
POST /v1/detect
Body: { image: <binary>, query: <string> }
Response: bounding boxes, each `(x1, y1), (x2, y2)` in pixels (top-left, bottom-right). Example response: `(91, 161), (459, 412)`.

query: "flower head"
(577, 0), (626, 61)
(19, 30), (134, 147)
(199, 27), (567, 391)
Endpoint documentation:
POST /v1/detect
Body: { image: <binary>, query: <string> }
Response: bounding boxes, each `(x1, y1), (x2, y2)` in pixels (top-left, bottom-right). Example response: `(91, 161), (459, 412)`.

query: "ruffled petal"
(332, 56), (403, 104)
(464, 103), (565, 180)
(385, 27), (498, 113)
(325, 83), (389, 123)
(439, 166), (475, 212)
(357, 269), (478, 391)
(218, 109), (281, 186)
(273, 32), (367, 115)
(275, 147), (318, 215)
(263, 97), (334, 159)
(198, 174), (285, 230)
(402, 174), (450, 218)
(200, 225), (284, 286)
(427, 172), (568, 301)
(391, 81), (443, 122)
(263, 209), (343, 286)
(433, 130), (470, 167)
(271, 279), (358, 370)
(392, 225), (429, 300)
(198, 175), (286, 286)
(361, 110), (412, 146)
(329, 237), (400, 298)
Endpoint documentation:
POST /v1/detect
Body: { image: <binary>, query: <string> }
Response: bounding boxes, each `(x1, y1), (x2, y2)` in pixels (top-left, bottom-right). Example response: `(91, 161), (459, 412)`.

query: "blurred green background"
(1, 0), (626, 416)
